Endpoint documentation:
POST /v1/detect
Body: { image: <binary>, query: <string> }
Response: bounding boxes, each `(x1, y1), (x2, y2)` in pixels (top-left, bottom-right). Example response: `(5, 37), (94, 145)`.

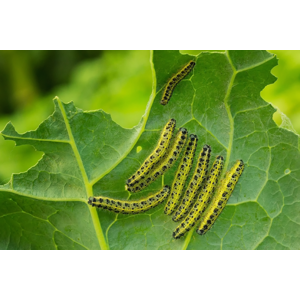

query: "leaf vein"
(1, 134), (70, 144)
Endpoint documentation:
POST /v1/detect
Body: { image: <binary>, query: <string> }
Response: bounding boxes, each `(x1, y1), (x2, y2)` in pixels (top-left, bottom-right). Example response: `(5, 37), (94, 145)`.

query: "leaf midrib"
(57, 98), (109, 250)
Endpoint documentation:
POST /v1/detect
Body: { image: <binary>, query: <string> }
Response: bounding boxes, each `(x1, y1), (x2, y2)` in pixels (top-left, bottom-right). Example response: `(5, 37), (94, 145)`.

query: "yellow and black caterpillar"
(172, 144), (211, 222)
(164, 134), (198, 215)
(126, 127), (188, 193)
(126, 119), (176, 191)
(173, 155), (224, 239)
(88, 185), (170, 214)
(196, 160), (245, 235)
(160, 60), (196, 106)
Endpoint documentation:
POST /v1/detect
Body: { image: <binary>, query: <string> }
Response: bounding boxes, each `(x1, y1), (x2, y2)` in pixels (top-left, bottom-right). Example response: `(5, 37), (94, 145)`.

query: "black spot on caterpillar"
(125, 119), (176, 191)
(173, 155), (224, 239)
(172, 144), (211, 222)
(164, 134), (198, 215)
(127, 128), (188, 193)
(160, 60), (196, 106)
(196, 160), (245, 235)
(88, 185), (170, 214)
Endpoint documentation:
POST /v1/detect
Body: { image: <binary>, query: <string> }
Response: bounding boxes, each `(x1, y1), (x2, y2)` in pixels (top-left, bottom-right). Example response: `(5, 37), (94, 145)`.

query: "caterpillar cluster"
(160, 60), (196, 106)
(88, 116), (244, 238)
(89, 142), (243, 238)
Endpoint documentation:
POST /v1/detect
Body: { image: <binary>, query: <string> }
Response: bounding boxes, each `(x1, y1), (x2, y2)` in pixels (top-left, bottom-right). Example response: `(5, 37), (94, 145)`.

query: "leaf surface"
(1, 50), (299, 250)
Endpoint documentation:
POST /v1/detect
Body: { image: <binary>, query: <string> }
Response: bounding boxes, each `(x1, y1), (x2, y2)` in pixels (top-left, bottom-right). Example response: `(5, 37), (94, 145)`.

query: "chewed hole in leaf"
(273, 107), (297, 133)
(0, 142), (43, 185)
(284, 169), (291, 175)
(136, 146), (142, 153)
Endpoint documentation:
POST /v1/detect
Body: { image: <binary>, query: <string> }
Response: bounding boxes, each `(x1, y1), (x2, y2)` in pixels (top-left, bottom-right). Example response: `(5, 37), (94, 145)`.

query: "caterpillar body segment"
(125, 119), (176, 191)
(172, 144), (211, 222)
(88, 185), (170, 214)
(173, 155), (224, 239)
(160, 60), (196, 105)
(127, 127), (188, 193)
(164, 134), (198, 215)
(196, 160), (245, 235)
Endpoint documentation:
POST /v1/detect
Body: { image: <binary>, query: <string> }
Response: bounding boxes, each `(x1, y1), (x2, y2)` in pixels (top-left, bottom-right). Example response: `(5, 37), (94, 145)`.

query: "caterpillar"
(196, 160), (245, 235)
(172, 144), (211, 222)
(173, 155), (224, 239)
(88, 185), (170, 214)
(160, 60), (196, 106)
(127, 128), (188, 193)
(125, 119), (176, 191)
(164, 134), (198, 215)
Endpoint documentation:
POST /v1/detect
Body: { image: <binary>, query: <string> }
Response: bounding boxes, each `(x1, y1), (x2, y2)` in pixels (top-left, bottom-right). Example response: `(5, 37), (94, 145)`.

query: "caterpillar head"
(88, 197), (94, 204)
(203, 144), (211, 152)
(196, 229), (205, 235)
(163, 185), (171, 193)
(216, 155), (224, 161)
(190, 134), (198, 141)
(179, 127), (188, 135)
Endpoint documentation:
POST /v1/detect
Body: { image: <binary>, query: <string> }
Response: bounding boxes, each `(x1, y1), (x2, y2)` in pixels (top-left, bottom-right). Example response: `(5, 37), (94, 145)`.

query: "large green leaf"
(1, 50), (299, 250)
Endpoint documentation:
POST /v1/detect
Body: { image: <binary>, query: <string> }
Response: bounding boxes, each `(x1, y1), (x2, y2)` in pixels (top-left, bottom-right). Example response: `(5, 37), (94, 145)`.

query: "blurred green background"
(0, 50), (299, 185)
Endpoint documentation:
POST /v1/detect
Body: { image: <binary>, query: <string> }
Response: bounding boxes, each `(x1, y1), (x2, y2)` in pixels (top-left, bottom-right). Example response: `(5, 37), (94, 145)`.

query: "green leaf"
(1, 50), (300, 250)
